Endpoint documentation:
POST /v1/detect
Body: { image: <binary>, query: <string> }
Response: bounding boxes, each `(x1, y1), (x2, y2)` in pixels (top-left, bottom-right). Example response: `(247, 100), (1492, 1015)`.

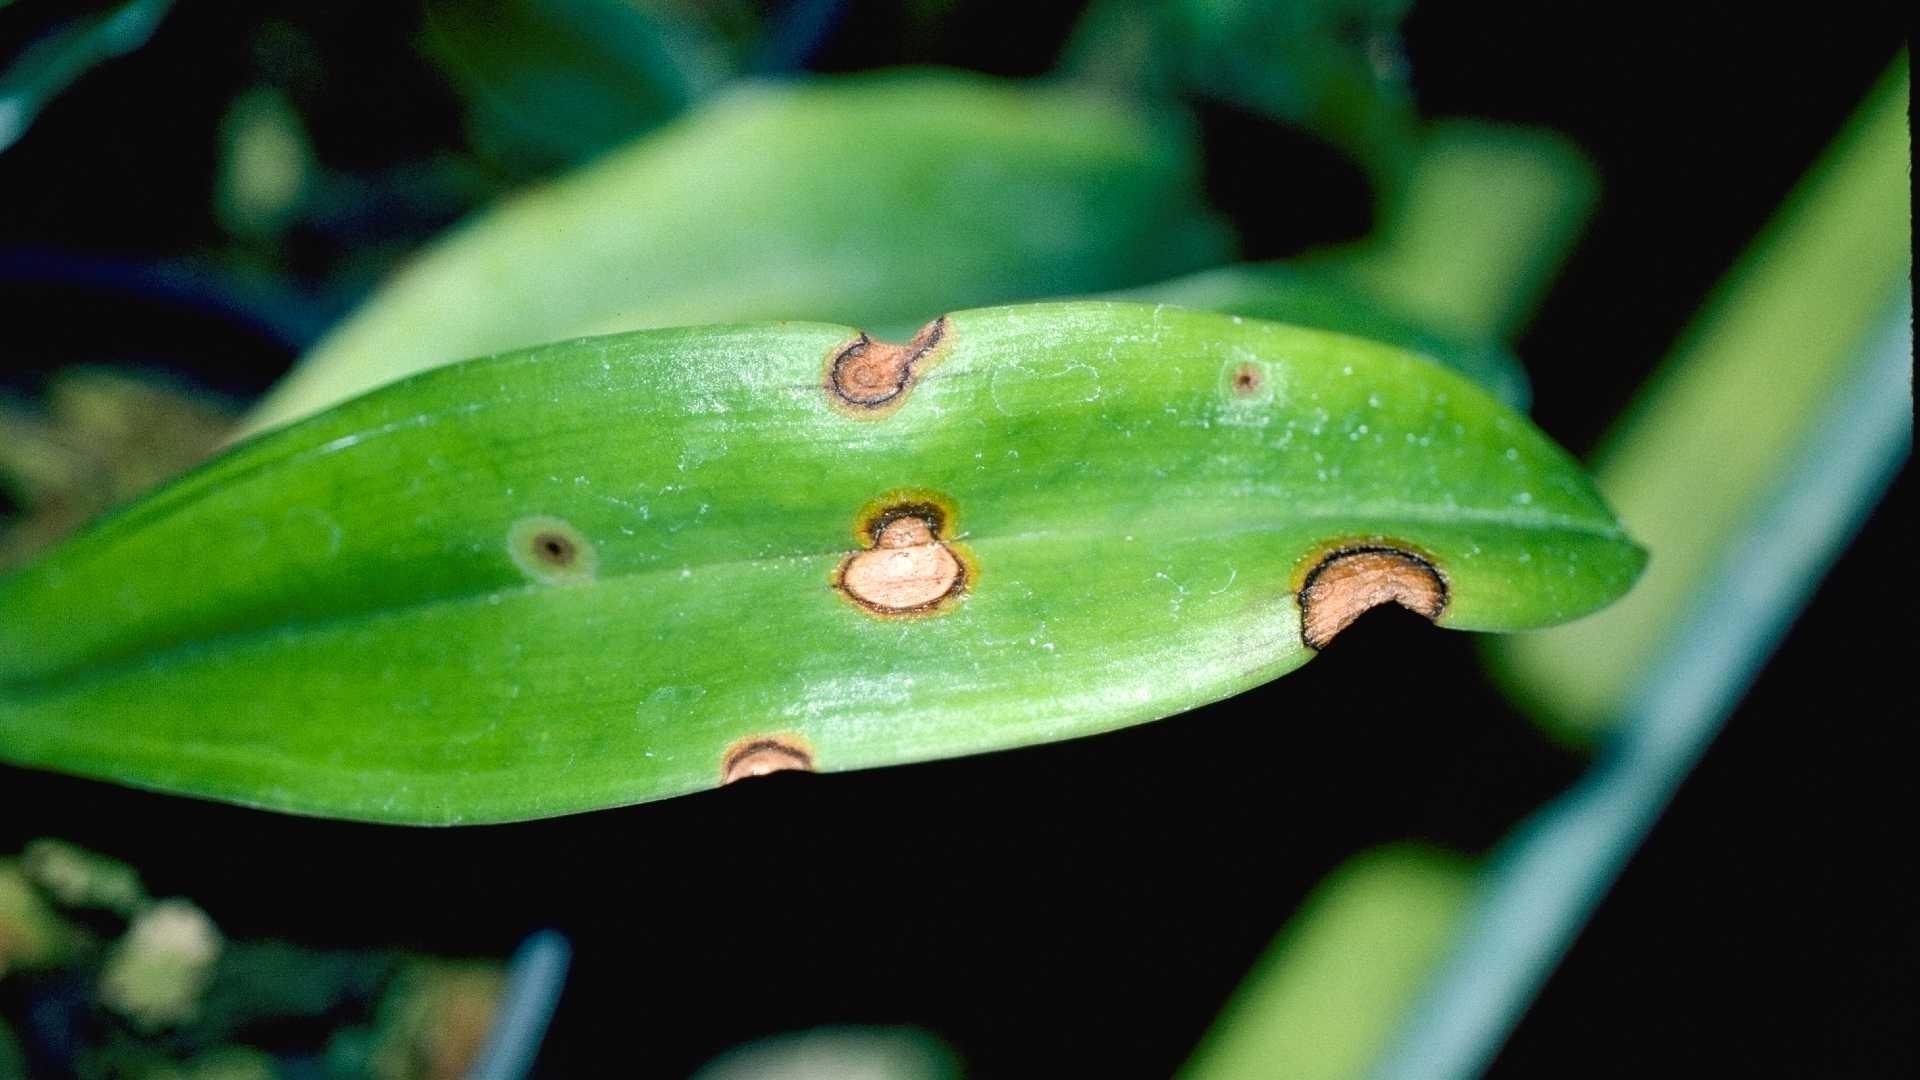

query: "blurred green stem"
(1180, 847), (1475, 1080)
(1372, 286), (1910, 1080)
(1371, 56), (1912, 1076)
(1495, 55), (1912, 735)
(1178, 54), (1908, 1080)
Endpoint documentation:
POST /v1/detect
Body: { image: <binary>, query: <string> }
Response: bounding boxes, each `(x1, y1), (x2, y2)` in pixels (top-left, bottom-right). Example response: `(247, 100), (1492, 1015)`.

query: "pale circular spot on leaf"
(507, 516), (598, 585)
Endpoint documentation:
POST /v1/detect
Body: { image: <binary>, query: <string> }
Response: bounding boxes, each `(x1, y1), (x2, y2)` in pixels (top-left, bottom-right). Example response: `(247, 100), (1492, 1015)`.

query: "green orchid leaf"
(235, 70), (1231, 439)
(0, 303), (1642, 824)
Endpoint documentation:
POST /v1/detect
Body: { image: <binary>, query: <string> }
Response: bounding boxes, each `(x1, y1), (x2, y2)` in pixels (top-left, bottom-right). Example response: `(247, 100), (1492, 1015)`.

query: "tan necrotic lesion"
(1229, 362), (1263, 395)
(825, 316), (949, 415)
(721, 734), (815, 785)
(507, 516), (598, 585)
(1297, 546), (1448, 649)
(833, 494), (972, 618)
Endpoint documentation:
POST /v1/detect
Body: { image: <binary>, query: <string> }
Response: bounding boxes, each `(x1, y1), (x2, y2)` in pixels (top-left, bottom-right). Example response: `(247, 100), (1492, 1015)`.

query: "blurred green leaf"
(214, 85), (313, 241)
(1, 858), (82, 975)
(0, 0), (173, 154)
(1303, 120), (1598, 343)
(237, 70), (1234, 438)
(1, 304), (1640, 823)
(1180, 846), (1474, 1080)
(1493, 54), (1911, 735)
(422, 0), (736, 175)
(1066, 0), (1417, 180)
(694, 1026), (961, 1080)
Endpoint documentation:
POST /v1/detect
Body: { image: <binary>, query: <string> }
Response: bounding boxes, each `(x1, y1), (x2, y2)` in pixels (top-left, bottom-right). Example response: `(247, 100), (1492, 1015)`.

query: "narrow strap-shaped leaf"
(0, 303), (1641, 823)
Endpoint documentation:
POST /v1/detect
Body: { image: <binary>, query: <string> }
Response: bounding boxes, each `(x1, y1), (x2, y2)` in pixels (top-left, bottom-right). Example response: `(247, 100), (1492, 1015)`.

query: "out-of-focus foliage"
(214, 87), (314, 242)
(0, 856), (78, 975)
(0, 372), (236, 570)
(0, 839), (514, 1078)
(692, 1026), (961, 1080)
(1494, 55), (1912, 736)
(0, 0), (173, 154)
(1066, 0), (1417, 182)
(1302, 120), (1598, 344)
(421, 0), (738, 175)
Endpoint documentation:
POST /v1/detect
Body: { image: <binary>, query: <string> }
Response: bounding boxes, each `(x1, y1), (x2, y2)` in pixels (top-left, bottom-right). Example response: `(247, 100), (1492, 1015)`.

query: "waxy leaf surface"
(0, 304), (1642, 823)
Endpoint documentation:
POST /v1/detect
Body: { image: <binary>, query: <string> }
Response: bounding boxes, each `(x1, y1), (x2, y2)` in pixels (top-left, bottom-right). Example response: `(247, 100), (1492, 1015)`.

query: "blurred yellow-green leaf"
(1181, 846), (1474, 1080)
(1303, 120), (1598, 343)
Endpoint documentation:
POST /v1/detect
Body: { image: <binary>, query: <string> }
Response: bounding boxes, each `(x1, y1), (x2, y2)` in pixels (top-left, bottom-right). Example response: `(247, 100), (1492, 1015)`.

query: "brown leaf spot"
(721, 734), (815, 785)
(1298, 547), (1447, 649)
(508, 516), (598, 585)
(535, 532), (577, 565)
(1230, 363), (1263, 395)
(834, 499), (970, 617)
(826, 316), (949, 415)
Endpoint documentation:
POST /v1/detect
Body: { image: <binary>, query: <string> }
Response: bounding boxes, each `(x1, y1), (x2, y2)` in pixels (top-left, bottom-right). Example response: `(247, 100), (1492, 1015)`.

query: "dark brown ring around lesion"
(826, 316), (948, 410)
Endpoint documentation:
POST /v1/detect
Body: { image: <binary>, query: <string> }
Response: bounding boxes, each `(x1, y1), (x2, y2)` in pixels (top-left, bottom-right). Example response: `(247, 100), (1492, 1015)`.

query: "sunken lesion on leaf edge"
(720, 733), (815, 786)
(1294, 542), (1449, 650)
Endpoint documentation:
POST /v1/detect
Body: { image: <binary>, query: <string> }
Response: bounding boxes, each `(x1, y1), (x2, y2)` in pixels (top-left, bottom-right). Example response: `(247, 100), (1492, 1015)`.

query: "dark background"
(0, 3), (1911, 1076)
